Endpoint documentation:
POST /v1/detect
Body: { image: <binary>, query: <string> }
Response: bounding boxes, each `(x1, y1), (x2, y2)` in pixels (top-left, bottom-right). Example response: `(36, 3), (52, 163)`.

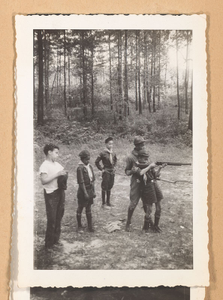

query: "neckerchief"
(78, 161), (93, 182)
(104, 148), (113, 164)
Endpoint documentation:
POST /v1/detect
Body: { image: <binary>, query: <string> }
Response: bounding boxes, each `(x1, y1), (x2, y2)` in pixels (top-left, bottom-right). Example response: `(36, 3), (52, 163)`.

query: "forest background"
(34, 29), (192, 146)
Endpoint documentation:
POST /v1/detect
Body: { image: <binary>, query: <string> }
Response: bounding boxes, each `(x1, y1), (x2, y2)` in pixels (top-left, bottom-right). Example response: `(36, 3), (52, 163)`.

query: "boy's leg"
(142, 203), (153, 232)
(54, 190), (65, 244)
(106, 190), (111, 206)
(153, 200), (162, 233)
(76, 205), (84, 229)
(86, 203), (94, 232)
(102, 190), (106, 205)
(44, 190), (59, 249)
(125, 178), (141, 231)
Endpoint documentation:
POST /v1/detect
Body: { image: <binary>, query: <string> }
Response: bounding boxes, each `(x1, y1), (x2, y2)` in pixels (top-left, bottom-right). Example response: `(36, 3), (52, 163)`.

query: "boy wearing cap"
(125, 136), (146, 231)
(39, 143), (68, 249)
(137, 149), (165, 233)
(76, 150), (96, 232)
(95, 137), (117, 207)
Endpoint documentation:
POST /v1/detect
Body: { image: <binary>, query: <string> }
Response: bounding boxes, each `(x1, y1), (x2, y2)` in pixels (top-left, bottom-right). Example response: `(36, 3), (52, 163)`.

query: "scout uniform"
(125, 136), (146, 231)
(76, 150), (96, 232)
(95, 137), (117, 206)
(136, 149), (164, 233)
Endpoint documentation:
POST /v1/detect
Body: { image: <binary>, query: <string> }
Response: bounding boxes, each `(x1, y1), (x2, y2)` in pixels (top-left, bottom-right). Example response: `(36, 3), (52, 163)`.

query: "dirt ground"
(30, 286), (190, 300)
(34, 140), (193, 270)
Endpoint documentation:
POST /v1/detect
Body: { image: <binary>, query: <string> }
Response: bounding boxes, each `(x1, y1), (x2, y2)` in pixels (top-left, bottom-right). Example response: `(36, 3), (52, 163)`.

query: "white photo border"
(16, 14), (208, 287)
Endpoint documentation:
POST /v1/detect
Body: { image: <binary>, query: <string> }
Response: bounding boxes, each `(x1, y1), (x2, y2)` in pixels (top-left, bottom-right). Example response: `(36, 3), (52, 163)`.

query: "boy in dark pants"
(39, 144), (68, 249)
(76, 150), (96, 232)
(137, 149), (165, 233)
(95, 137), (117, 207)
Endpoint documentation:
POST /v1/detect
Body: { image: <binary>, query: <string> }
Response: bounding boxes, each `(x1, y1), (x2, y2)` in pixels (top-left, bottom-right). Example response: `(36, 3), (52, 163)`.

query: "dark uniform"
(95, 149), (117, 206)
(76, 150), (95, 232)
(125, 136), (146, 231)
(136, 151), (164, 233)
(95, 150), (117, 191)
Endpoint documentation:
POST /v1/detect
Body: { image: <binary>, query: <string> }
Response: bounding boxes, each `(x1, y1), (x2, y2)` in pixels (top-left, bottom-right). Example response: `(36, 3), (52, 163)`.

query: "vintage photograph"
(34, 28), (193, 271)
(16, 15), (208, 287)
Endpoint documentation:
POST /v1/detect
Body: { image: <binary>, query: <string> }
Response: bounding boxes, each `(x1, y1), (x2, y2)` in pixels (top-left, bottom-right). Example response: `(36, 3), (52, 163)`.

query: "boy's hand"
(132, 166), (139, 173)
(149, 162), (157, 169)
(57, 170), (67, 177)
(84, 193), (90, 200)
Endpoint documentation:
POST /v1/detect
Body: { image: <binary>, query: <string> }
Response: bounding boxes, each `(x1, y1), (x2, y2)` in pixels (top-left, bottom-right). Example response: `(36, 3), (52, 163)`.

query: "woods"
(34, 29), (193, 143)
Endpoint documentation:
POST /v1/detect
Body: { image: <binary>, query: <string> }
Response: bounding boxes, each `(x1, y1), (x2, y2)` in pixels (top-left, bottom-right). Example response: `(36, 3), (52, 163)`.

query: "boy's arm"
(40, 170), (66, 185)
(95, 154), (103, 171)
(139, 163), (157, 176)
(77, 167), (89, 199)
(113, 154), (117, 167)
(125, 157), (140, 176)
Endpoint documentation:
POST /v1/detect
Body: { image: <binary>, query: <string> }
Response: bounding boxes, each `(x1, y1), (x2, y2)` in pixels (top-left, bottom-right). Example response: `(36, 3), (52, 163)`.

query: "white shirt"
(39, 160), (64, 194)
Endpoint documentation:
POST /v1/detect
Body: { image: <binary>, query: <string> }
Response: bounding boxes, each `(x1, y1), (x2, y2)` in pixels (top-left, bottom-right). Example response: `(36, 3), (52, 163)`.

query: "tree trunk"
(37, 30), (44, 125)
(117, 31), (123, 120)
(185, 30), (189, 114)
(68, 49), (71, 104)
(176, 30), (180, 120)
(81, 31), (87, 117)
(158, 31), (161, 109)
(56, 45), (59, 94)
(44, 30), (48, 107)
(124, 30), (129, 117)
(135, 31), (138, 111)
(108, 32), (113, 111)
(138, 31), (142, 114)
(153, 31), (156, 113)
(143, 31), (147, 109)
(64, 30), (67, 116)
(91, 41), (95, 116)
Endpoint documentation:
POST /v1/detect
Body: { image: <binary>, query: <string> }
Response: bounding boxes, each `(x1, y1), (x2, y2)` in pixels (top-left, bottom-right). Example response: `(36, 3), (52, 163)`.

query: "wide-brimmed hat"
(134, 136), (146, 145)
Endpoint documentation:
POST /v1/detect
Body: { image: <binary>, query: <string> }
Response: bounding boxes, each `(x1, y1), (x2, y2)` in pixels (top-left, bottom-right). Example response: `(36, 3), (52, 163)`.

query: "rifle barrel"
(156, 161), (191, 166)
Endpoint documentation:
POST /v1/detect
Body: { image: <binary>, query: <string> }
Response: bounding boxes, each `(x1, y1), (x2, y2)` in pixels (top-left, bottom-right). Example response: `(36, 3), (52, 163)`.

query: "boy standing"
(136, 149), (165, 233)
(39, 144), (68, 249)
(76, 150), (96, 232)
(95, 137), (117, 207)
(125, 136), (145, 231)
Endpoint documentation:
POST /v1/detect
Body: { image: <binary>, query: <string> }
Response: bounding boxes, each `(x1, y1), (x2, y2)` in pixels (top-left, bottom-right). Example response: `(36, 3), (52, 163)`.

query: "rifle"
(156, 161), (191, 166)
(137, 161), (191, 176)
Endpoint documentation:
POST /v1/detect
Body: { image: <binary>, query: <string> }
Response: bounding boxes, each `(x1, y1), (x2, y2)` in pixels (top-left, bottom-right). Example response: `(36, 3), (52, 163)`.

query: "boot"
(86, 212), (94, 232)
(143, 216), (154, 232)
(106, 190), (111, 206)
(102, 190), (106, 206)
(125, 208), (134, 232)
(153, 215), (161, 233)
(76, 213), (83, 231)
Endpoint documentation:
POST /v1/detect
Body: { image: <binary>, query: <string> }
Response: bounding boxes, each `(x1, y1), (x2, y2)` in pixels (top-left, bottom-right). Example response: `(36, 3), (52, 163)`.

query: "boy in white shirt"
(39, 143), (67, 249)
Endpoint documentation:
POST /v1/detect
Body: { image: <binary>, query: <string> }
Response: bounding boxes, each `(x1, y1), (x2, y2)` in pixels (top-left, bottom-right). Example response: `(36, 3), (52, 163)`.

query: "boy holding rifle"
(136, 149), (166, 233)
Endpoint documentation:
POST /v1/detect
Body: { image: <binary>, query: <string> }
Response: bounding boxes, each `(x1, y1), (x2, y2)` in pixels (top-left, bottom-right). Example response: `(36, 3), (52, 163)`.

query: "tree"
(37, 30), (44, 125)
(124, 30), (129, 116)
(64, 30), (67, 116)
(176, 30), (180, 119)
(137, 31), (142, 114)
(117, 31), (123, 120)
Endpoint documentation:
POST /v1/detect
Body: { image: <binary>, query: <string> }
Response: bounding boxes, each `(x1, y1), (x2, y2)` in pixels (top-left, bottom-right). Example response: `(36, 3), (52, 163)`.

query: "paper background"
(0, 0), (221, 299)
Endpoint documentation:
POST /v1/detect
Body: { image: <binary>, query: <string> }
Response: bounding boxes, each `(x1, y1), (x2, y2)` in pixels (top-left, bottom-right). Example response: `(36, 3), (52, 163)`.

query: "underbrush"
(35, 106), (192, 148)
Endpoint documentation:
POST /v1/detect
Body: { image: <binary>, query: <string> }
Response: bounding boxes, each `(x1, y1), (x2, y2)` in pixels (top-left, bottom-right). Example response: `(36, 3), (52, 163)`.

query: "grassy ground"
(30, 286), (190, 300)
(34, 137), (192, 270)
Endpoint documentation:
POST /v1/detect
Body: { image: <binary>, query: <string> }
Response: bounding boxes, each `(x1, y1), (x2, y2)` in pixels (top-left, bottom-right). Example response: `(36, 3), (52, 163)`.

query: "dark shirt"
(95, 150), (117, 171)
(125, 149), (141, 176)
(57, 173), (68, 190)
(77, 164), (95, 187)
